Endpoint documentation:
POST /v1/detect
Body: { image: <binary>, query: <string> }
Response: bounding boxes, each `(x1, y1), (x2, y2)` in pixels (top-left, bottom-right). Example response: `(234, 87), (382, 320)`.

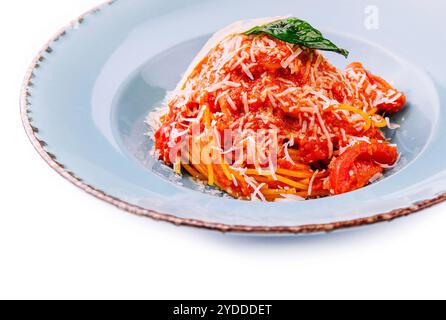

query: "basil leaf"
(244, 18), (349, 58)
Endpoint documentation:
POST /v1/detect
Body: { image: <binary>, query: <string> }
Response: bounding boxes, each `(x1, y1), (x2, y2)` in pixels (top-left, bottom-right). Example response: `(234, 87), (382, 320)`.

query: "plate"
(21, 0), (446, 234)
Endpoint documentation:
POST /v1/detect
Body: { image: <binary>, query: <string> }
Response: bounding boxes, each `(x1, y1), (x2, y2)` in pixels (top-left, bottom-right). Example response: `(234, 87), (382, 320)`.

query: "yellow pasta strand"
(334, 104), (372, 131)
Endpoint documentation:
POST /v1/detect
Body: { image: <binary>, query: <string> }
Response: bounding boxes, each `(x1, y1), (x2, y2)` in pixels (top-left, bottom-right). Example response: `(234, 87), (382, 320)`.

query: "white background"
(1, 0), (445, 300)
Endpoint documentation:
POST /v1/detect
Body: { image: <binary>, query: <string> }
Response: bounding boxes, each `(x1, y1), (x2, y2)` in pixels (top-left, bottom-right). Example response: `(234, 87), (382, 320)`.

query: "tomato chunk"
(345, 62), (406, 113)
(328, 141), (398, 195)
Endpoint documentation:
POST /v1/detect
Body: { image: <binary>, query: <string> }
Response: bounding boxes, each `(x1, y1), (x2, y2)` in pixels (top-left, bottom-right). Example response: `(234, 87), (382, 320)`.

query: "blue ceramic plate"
(21, 0), (446, 234)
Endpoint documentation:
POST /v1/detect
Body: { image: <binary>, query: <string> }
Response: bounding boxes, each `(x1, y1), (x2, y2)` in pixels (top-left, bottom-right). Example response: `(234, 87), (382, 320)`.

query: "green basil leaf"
(244, 18), (349, 58)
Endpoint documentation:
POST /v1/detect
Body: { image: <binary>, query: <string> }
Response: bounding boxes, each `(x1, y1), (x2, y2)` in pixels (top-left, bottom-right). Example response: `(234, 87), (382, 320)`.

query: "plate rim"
(20, 0), (446, 234)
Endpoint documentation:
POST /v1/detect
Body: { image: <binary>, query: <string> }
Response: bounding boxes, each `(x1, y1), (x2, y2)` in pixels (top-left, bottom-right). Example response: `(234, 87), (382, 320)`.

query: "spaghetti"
(148, 18), (405, 202)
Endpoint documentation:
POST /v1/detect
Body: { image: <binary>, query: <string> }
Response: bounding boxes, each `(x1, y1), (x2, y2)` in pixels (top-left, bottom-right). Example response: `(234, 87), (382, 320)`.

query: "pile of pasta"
(150, 32), (405, 201)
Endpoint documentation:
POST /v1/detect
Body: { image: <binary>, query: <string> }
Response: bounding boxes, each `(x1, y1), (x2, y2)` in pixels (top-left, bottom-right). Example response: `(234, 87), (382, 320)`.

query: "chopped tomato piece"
(328, 141), (398, 195)
(345, 62), (406, 113)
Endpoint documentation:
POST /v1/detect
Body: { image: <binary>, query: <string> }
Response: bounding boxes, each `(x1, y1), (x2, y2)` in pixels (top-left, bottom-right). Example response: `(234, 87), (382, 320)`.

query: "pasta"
(148, 17), (405, 201)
